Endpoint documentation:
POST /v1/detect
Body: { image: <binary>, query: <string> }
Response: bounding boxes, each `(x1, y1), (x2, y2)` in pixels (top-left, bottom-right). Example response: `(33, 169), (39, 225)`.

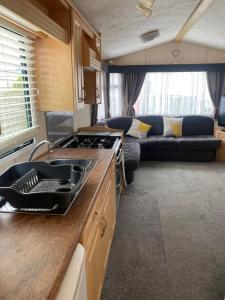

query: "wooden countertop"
(0, 148), (115, 300)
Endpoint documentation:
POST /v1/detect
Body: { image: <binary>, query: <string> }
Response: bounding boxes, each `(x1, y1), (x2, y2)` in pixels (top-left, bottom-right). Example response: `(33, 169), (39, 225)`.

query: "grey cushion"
(177, 136), (220, 150)
(182, 116), (214, 136)
(125, 136), (178, 150)
(106, 115), (163, 135)
(124, 136), (140, 144)
(140, 136), (178, 150)
(124, 143), (140, 171)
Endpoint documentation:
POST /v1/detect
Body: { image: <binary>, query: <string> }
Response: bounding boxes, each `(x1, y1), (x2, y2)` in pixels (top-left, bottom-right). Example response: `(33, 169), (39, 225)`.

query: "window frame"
(0, 23), (39, 158)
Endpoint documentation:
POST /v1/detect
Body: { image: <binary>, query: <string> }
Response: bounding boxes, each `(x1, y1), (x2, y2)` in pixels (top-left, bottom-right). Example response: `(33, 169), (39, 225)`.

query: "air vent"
(140, 29), (159, 43)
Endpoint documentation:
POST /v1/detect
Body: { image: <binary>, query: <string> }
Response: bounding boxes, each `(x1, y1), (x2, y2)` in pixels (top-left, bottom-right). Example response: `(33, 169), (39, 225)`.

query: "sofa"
(102, 115), (220, 162)
(123, 143), (141, 184)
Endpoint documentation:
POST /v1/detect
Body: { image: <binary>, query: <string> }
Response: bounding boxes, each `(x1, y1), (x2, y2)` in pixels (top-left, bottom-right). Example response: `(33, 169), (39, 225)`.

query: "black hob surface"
(61, 135), (119, 149)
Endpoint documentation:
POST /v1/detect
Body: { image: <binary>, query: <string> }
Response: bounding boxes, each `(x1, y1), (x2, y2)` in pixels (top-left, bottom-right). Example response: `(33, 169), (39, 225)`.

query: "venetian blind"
(0, 25), (39, 153)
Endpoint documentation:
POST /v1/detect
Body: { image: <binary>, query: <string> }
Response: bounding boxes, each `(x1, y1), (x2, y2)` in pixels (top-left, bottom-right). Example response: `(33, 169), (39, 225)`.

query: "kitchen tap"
(28, 140), (53, 161)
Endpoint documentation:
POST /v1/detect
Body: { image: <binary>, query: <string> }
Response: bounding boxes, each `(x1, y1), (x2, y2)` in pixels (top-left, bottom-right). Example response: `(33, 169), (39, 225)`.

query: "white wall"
(74, 105), (91, 131)
(111, 41), (225, 65)
(0, 106), (92, 174)
(0, 113), (47, 174)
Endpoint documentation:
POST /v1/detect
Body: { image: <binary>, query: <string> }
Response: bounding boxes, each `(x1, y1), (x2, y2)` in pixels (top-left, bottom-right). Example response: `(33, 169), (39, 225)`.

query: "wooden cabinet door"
(215, 130), (225, 161)
(85, 165), (116, 300)
(72, 11), (85, 110)
(99, 183), (116, 272)
(86, 225), (104, 300)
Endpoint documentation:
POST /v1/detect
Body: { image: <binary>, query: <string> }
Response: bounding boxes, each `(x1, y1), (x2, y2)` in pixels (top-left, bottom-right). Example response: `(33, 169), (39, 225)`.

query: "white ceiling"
(73, 0), (225, 60)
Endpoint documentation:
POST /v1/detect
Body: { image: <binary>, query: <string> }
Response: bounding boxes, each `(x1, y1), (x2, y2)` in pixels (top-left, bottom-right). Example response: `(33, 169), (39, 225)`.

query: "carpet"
(101, 161), (225, 300)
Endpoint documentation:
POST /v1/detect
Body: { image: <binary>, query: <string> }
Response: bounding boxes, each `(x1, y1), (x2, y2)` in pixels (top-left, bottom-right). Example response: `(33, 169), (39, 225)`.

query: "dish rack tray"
(0, 161), (86, 214)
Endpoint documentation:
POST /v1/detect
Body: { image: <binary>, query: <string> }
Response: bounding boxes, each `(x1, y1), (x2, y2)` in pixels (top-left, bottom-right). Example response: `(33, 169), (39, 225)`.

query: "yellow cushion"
(170, 122), (182, 137)
(127, 119), (152, 138)
(163, 117), (183, 137)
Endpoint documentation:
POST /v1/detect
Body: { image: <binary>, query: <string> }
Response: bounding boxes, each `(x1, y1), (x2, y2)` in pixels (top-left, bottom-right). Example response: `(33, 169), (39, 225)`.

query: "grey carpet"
(101, 161), (225, 300)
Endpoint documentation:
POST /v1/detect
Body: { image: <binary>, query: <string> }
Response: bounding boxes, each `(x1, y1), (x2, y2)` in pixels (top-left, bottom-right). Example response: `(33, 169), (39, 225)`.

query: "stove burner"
(63, 135), (118, 149)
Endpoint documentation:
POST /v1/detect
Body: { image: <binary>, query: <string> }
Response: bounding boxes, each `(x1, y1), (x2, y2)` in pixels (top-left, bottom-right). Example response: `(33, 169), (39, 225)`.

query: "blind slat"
(0, 61), (35, 69)
(0, 94), (37, 100)
(0, 107), (37, 116)
(0, 52), (35, 63)
(0, 28), (34, 44)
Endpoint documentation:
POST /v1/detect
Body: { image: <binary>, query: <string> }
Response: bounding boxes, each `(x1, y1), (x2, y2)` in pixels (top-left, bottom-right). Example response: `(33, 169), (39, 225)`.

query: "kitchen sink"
(0, 159), (97, 215)
(47, 158), (93, 170)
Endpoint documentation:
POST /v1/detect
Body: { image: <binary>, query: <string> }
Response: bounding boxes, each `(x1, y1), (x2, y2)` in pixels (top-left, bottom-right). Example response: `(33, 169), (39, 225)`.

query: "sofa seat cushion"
(124, 143), (140, 171)
(125, 136), (178, 150)
(177, 136), (220, 150)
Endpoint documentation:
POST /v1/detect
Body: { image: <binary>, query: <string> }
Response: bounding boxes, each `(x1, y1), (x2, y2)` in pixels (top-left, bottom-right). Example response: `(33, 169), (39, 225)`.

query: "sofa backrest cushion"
(106, 115), (163, 135)
(182, 115), (214, 136)
(105, 115), (214, 136)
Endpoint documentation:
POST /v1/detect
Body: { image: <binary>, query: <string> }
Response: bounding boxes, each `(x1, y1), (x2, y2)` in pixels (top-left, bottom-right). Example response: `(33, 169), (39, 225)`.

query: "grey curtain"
(207, 71), (225, 119)
(103, 72), (111, 119)
(123, 72), (146, 116)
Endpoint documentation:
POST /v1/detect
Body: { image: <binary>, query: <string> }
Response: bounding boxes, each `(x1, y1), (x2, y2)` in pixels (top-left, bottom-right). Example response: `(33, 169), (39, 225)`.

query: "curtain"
(134, 72), (214, 116)
(109, 73), (123, 117)
(123, 72), (146, 116)
(207, 71), (225, 119)
(104, 72), (111, 119)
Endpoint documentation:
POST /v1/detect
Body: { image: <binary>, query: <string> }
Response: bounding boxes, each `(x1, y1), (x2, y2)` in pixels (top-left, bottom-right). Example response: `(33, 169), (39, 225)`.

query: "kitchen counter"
(0, 148), (115, 300)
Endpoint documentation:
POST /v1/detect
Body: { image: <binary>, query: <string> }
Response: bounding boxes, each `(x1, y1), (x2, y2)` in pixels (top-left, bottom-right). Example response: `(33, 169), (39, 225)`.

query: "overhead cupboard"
(0, 0), (102, 112)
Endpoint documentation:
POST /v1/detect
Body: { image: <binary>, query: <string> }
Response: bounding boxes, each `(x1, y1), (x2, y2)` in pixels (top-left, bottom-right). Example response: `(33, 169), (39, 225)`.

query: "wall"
(74, 105), (91, 131)
(0, 113), (47, 174)
(111, 41), (225, 65)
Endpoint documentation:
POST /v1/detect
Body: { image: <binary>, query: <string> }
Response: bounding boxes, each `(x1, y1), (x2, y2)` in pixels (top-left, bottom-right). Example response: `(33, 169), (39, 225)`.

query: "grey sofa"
(102, 115), (220, 162)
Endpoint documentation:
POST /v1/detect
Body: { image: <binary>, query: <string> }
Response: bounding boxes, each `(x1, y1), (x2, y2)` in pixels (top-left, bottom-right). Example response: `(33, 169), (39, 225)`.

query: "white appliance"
(56, 243), (87, 300)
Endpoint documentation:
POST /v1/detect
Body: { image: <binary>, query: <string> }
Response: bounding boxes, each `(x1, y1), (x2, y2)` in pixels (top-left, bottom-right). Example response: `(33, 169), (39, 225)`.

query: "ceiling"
(73, 0), (225, 60)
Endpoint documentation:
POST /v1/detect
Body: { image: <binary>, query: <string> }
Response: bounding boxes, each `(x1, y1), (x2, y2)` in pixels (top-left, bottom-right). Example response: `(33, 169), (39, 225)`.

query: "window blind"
(0, 25), (39, 154)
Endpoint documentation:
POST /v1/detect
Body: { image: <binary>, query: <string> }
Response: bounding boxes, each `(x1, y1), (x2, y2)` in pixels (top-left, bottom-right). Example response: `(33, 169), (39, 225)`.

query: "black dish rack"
(0, 161), (87, 214)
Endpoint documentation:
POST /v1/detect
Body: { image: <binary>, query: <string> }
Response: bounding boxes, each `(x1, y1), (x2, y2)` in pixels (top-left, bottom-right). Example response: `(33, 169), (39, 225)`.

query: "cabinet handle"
(92, 210), (99, 223)
(101, 216), (107, 238)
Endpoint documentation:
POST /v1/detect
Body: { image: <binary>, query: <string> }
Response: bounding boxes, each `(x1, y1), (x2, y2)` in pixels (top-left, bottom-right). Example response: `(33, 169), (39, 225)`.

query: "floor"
(101, 161), (225, 300)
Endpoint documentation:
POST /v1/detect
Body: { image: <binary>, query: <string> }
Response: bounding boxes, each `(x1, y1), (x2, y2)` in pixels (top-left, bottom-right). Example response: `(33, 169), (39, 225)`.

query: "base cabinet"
(215, 129), (225, 161)
(80, 159), (116, 300)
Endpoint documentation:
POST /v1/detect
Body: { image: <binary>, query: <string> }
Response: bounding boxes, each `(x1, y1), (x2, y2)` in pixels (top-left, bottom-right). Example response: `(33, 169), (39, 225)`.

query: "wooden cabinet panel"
(35, 35), (74, 112)
(35, 6), (102, 112)
(81, 168), (111, 248)
(86, 225), (103, 300)
(84, 71), (102, 104)
(82, 160), (116, 300)
(215, 129), (225, 161)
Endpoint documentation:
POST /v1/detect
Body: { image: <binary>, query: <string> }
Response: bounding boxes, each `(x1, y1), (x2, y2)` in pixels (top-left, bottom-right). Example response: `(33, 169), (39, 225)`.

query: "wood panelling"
(83, 159), (116, 300)
(0, 0), (68, 42)
(35, 35), (74, 112)
(215, 129), (225, 161)
(84, 71), (102, 104)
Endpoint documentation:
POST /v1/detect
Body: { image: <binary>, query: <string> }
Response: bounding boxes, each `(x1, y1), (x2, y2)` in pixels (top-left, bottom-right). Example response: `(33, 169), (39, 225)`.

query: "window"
(134, 72), (214, 116)
(109, 73), (123, 117)
(97, 73), (105, 121)
(97, 73), (123, 120)
(0, 26), (38, 155)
